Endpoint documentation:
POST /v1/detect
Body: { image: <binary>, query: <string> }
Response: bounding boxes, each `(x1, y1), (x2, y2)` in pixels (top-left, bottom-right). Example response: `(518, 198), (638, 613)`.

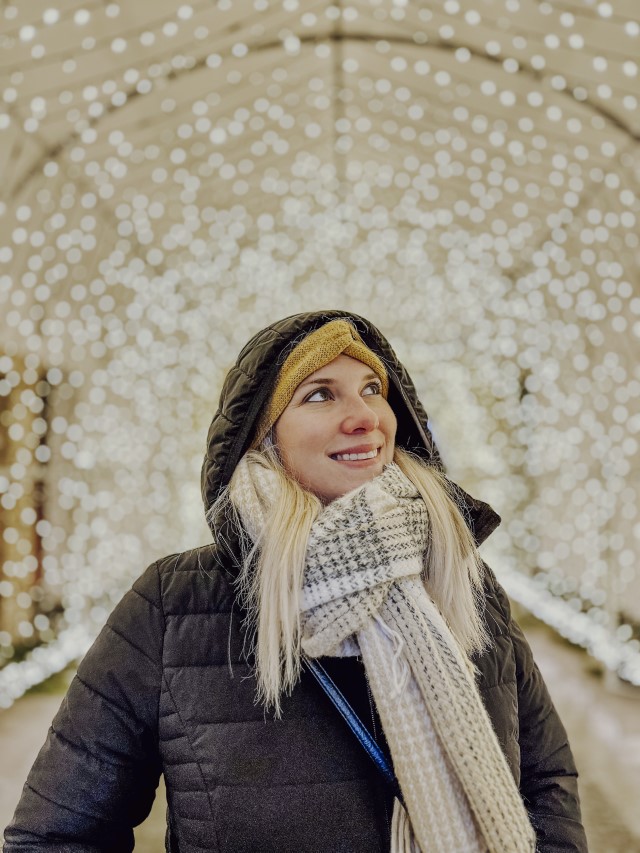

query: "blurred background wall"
(0, 0), (639, 845)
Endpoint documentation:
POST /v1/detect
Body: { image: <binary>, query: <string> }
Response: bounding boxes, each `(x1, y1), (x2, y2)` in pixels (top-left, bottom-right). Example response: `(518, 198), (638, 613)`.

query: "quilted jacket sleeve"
(3, 562), (164, 852)
(490, 573), (589, 853)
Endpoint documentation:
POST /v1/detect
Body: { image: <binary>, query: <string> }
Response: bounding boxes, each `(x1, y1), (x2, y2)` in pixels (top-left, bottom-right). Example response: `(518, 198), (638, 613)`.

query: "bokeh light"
(0, 0), (639, 705)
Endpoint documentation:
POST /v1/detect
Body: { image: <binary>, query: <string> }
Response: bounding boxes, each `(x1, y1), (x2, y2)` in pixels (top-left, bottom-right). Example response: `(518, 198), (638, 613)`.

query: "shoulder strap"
(303, 656), (404, 805)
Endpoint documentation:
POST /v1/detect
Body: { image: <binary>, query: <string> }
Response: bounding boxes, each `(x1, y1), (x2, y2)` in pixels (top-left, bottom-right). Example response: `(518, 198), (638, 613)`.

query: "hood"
(201, 310), (500, 547)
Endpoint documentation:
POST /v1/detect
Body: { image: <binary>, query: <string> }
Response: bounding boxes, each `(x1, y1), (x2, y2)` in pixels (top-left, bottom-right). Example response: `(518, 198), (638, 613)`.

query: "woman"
(5, 310), (587, 852)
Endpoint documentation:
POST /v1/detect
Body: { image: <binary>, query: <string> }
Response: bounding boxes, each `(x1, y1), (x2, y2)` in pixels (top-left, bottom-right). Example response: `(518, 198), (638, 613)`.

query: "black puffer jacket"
(5, 311), (588, 852)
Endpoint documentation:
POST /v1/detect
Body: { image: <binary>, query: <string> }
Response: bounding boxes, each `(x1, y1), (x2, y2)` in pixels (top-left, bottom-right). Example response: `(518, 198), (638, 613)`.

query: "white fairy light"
(498, 568), (640, 686)
(18, 25), (36, 42)
(43, 9), (60, 26)
(0, 626), (94, 708)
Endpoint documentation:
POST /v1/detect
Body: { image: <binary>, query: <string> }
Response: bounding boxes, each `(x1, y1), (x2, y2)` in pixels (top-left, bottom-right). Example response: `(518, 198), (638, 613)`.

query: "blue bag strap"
(303, 656), (404, 806)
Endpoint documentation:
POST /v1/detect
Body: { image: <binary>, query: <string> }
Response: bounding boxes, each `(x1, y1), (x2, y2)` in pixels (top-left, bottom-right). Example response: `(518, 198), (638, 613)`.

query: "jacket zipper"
(362, 662), (391, 842)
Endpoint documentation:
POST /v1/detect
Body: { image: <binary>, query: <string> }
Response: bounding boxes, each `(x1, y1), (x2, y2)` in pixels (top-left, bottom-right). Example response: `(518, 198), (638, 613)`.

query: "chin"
(344, 469), (382, 492)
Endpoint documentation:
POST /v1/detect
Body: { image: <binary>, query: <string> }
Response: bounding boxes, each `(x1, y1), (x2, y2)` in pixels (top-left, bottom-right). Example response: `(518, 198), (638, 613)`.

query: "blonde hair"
(210, 446), (489, 716)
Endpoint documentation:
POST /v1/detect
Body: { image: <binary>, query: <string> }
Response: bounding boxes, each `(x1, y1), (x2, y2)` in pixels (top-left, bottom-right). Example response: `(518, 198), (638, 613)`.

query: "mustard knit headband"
(253, 320), (388, 446)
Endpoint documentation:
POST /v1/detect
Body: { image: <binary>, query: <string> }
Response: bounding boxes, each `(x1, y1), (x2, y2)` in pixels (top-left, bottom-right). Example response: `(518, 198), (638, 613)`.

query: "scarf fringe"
(374, 614), (410, 695)
(391, 798), (420, 853)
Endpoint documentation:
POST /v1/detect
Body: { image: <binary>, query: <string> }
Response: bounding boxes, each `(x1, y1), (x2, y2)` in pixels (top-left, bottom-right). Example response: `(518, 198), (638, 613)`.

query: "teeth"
(334, 449), (378, 461)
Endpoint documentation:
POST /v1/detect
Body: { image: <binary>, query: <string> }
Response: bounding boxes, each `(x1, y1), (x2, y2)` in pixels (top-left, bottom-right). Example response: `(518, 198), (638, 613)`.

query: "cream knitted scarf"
(231, 457), (536, 853)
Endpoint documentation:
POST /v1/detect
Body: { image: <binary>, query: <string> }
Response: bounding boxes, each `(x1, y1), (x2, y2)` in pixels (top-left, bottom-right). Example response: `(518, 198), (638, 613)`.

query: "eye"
(362, 381), (382, 396)
(304, 386), (333, 403)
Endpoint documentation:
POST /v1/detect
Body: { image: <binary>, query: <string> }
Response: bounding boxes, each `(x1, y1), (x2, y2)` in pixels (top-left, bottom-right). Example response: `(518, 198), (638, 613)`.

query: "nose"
(341, 395), (379, 434)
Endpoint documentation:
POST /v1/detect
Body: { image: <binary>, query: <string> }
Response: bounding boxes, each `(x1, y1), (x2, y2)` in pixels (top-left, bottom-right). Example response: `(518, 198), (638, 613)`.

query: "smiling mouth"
(330, 448), (380, 462)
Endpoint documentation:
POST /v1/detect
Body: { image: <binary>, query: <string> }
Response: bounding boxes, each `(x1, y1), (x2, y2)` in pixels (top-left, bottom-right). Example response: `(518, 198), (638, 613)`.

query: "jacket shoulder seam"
(105, 622), (161, 669)
(74, 672), (136, 718)
(152, 560), (167, 721)
(131, 584), (161, 612)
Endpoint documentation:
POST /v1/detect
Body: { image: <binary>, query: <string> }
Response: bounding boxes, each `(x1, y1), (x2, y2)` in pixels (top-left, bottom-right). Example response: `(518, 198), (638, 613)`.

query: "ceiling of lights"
(2, 0), (638, 281)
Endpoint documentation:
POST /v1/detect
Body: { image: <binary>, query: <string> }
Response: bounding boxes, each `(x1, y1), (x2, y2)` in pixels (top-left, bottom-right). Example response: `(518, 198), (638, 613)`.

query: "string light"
(0, 625), (92, 708)
(0, 1), (638, 707)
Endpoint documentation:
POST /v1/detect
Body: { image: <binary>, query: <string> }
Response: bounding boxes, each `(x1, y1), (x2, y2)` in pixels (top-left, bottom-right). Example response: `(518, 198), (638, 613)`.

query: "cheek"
(383, 421), (397, 461)
(381, 405), (397, 442)
(275, 415), (327, 464)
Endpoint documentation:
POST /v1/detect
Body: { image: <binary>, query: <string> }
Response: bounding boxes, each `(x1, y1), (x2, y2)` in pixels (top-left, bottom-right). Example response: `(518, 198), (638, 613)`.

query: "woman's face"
(274, 354), (397, 503)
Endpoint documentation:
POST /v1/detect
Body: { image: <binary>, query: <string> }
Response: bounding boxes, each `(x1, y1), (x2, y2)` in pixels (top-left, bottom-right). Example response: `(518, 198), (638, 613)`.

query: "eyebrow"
(297, 371), (379, 391)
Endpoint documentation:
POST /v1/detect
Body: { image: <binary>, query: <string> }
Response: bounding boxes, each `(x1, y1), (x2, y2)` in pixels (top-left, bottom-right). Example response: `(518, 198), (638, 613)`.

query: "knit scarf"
(231, 457), (537, 853)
